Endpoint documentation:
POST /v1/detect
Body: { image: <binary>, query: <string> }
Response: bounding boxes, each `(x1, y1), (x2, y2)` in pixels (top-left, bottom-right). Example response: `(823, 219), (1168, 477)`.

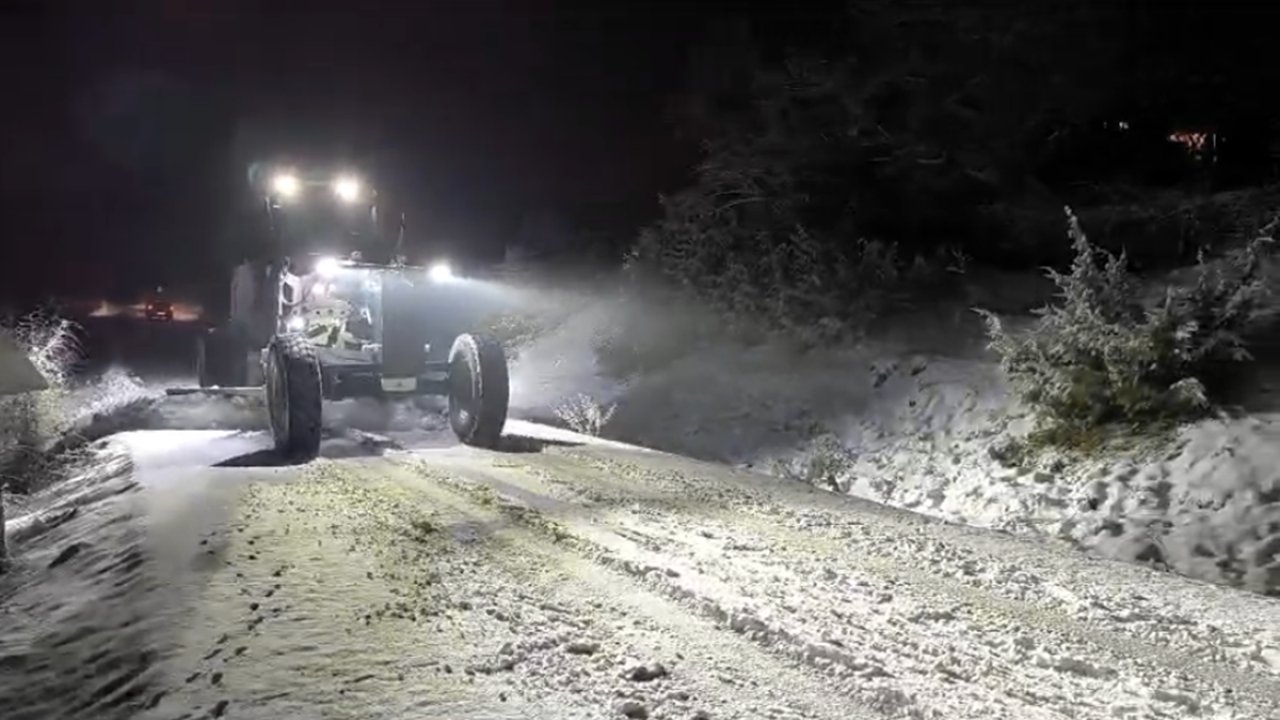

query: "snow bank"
(1076, 416), (1280, 592)
(506, 284), (1280, 596)
(0, 445), (166, 720)
(810, 354), (1280, 596)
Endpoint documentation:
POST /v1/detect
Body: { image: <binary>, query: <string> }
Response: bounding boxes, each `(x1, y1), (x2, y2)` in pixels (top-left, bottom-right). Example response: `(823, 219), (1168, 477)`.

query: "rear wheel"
(197, 327), (249, 388)
(447, 333), (509, 448)
(195, 334), (209, 387)
(266, 334), (323, 459)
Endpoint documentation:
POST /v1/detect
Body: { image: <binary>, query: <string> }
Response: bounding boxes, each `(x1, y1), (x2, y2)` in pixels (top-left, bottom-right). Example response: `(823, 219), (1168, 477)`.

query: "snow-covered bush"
(635, 177), (940, 345)
(629, 49), (955, 345)
(772, 435), (856, 492)
(554, 393), (616, 436)
(979, 207), (1272, 441)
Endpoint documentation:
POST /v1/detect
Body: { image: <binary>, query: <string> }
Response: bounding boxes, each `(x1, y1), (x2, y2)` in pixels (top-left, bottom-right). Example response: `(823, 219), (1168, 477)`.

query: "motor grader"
(195, 165), (508, 459)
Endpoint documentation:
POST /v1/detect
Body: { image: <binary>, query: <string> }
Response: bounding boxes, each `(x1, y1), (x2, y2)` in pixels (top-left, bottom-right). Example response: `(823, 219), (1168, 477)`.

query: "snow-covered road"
(4, 424), (1280, 719)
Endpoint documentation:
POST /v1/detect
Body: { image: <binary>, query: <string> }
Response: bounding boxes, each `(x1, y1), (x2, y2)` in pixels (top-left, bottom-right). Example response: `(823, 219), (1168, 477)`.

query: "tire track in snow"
(404, 446), (1280, 719)
(149, 455), (874, 720)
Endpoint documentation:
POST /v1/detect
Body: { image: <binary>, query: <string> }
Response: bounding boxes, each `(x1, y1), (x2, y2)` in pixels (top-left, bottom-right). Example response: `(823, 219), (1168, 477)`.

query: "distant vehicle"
(144, 298), (174, 321)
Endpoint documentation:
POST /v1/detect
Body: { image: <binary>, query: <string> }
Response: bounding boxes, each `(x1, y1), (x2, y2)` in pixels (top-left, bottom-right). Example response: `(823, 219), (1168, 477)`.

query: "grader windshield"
(253, 164), (390, 262)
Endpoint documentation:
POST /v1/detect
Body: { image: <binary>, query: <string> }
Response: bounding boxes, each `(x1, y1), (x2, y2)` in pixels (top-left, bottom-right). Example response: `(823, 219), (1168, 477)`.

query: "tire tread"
(448, 333), (509, 448)
(268, 333), (322, 459)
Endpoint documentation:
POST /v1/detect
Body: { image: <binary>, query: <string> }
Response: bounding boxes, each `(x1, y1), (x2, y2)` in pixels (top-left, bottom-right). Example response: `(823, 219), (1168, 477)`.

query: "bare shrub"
(0, 311), (81, 492)
(979, 207), (1273, 442)
(553, 393), (617, 436)
(6, 309), (80, 386)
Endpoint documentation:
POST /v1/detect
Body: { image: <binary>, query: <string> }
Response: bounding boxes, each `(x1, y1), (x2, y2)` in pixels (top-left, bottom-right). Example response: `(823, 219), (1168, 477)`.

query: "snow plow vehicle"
(192, 164), (508, 459)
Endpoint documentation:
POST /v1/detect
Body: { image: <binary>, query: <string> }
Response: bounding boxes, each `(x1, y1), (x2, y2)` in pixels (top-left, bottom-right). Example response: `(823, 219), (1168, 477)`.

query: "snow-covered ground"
(4, 427), (1280, 720)
(17, 268), (1280, 600)
(504, 279), (1280, 597)
(4, 277), (1280, 718)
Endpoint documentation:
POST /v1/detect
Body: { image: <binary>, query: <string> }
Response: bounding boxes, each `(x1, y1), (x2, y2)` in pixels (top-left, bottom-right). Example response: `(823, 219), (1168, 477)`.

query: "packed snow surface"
(3, 424), (1280, 720)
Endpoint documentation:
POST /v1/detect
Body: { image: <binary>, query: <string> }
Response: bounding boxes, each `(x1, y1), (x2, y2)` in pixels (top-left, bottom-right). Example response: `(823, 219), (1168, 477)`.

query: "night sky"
(0, 0), (757, 303)
(5, 1), (1271, 306)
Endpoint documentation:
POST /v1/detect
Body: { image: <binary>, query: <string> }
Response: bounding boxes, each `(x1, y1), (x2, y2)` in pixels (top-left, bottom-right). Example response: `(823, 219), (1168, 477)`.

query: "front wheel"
(447, 333), (509, 448)
(265, 334), (323, 460)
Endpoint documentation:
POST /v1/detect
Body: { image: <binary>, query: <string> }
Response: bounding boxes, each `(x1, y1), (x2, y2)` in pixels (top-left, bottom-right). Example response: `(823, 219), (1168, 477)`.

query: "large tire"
(265, 334), (323, 460)
(447, 333), (509, 448)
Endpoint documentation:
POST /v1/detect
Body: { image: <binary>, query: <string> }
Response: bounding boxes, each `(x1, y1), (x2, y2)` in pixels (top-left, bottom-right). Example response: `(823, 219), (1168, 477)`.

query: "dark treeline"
(620, 1), (1280, 336)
